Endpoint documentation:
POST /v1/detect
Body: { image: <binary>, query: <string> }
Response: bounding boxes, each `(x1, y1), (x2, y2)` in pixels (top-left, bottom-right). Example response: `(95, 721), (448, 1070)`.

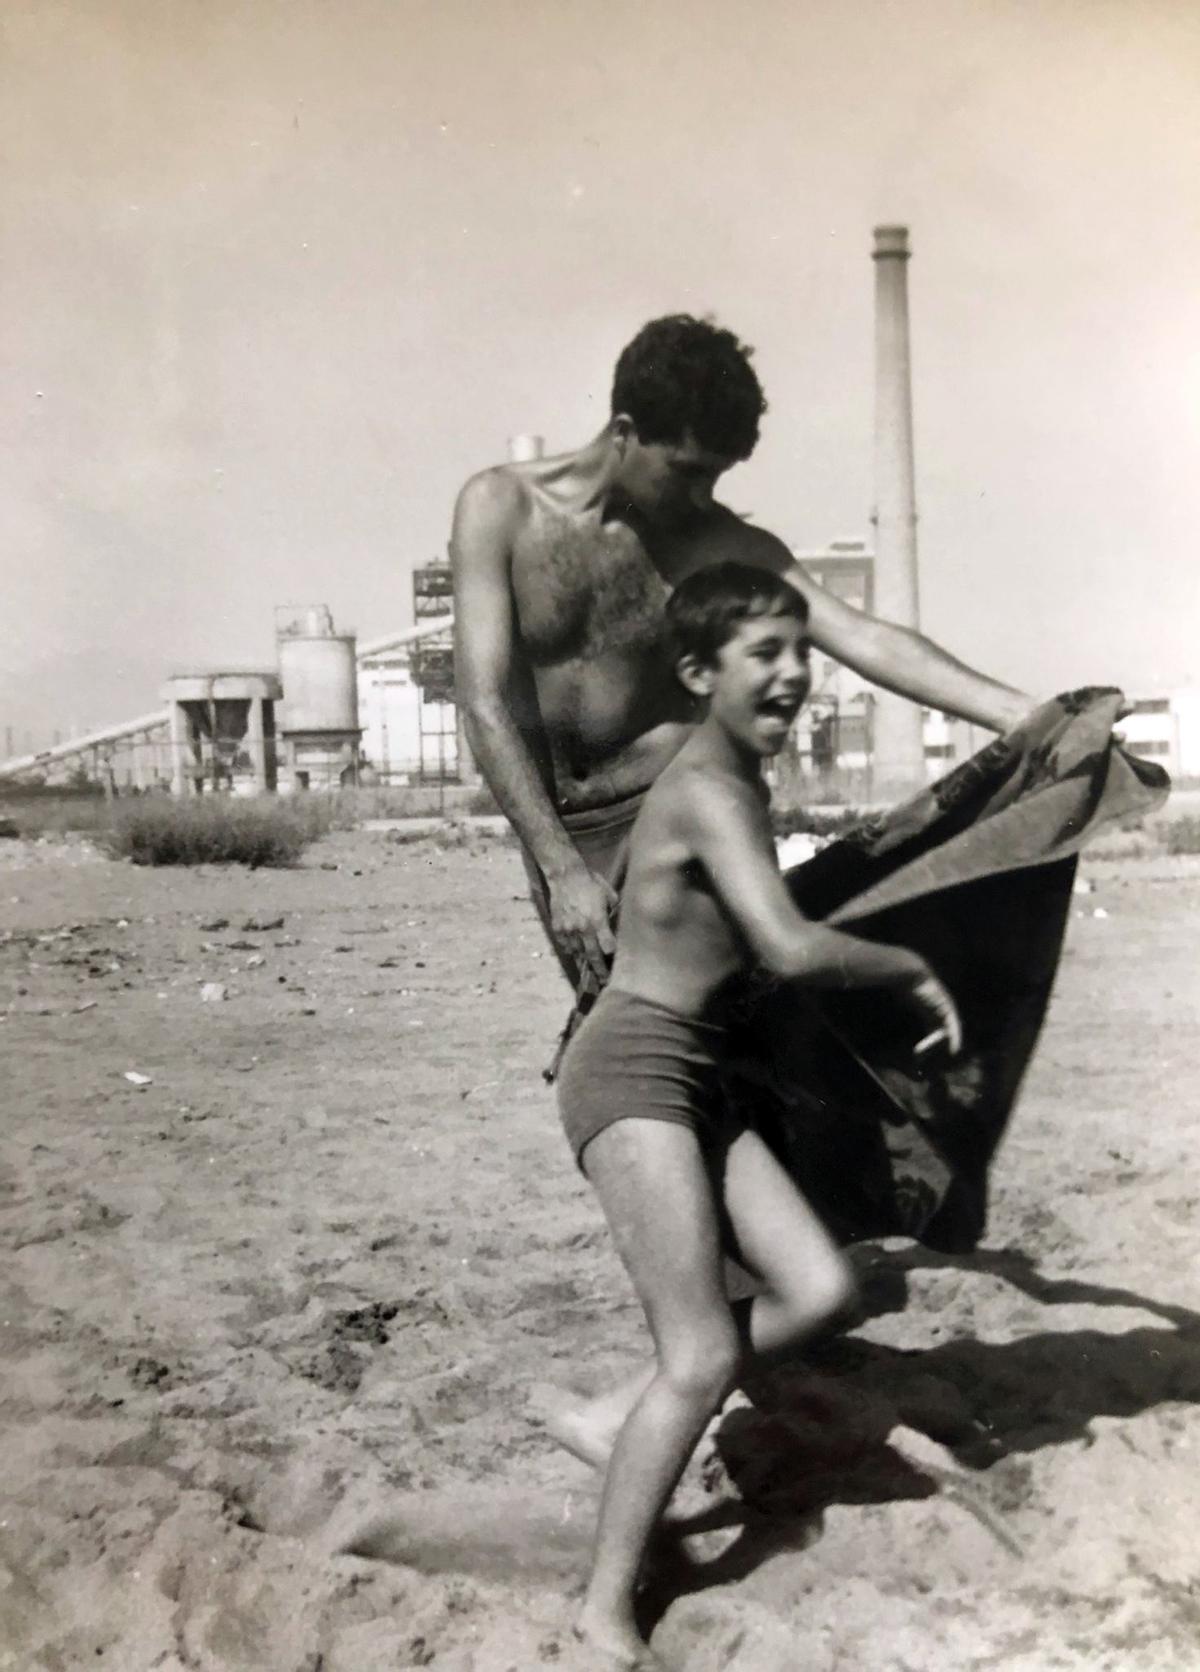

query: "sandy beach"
(2, 826), (1199, 1671)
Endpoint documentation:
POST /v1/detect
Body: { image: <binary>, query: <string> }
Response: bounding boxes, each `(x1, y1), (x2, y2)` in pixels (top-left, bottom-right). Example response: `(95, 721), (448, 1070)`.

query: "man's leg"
(573, 1119), (740, 1668)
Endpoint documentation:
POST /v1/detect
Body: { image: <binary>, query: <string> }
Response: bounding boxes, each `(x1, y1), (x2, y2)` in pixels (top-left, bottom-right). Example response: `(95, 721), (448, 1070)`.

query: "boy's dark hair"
(611, 315), (767, 462)
(666, 562), (809, 667)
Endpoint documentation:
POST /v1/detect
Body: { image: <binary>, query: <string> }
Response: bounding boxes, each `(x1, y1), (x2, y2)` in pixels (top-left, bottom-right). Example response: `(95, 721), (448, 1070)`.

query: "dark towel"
(719, 687), (1168, 1251)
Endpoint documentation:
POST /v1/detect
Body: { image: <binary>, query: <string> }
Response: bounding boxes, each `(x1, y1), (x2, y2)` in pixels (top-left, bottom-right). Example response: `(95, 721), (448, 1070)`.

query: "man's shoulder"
(451, 465), (533, 562)
(455, 463), (528, 518)
(691, 509), (796, 575)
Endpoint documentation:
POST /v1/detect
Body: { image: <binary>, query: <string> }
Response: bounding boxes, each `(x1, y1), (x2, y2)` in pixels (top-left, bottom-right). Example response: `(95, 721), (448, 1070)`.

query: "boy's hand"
(900, 966), (963, 1058)
(547, 865), (617, 985)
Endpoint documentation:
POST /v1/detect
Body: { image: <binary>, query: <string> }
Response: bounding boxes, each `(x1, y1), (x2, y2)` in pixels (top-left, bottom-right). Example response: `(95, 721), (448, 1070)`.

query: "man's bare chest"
(511, 512), (670, 665)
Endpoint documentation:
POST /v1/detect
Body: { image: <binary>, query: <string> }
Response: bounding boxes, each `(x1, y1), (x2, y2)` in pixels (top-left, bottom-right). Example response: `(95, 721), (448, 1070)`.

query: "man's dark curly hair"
(611, 315), (767, 463)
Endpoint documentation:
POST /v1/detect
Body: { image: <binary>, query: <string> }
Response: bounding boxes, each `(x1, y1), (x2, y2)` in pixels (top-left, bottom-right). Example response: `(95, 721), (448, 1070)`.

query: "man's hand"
(547, 866), (618, 986)
(897, 962), (963, 1057)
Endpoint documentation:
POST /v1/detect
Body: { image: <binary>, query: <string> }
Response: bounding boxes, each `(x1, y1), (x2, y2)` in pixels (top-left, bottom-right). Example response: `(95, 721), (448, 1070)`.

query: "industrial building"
(784, 541), (990, 796)
(3, 579), (1194, 800)
(1, 235), (1191, 800)
(4, 562), (1194, 801)
(162, 669), (282, 796)
(0, 598), (463, 795)
(355, 559), (472, 786)
(357, 640), (464, 786)
(1115, 690), (1200, 780)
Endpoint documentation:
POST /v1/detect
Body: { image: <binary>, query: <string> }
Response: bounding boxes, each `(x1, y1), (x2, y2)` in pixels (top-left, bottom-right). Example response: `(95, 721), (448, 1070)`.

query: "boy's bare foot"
(531, 1383), (622, 1471)
(572, 1611), (667, 1670)
(531, 1382), (746, 1529)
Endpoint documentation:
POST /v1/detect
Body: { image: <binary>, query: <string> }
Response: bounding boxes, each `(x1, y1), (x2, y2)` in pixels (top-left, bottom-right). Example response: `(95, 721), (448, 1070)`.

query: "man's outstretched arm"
(746, 531), (1035, 733)
(803, 581), (1034, 731)
(450, 470), (615, 981)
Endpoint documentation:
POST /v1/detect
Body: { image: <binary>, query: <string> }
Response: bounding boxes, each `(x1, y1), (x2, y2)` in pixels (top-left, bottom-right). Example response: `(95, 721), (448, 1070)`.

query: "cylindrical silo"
(277, 630), (359, 735)
(276, 609), (362, 790)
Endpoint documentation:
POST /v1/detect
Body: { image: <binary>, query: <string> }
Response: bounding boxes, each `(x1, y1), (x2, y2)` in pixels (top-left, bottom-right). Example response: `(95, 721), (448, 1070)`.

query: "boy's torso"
(609, 755), (774, 1018)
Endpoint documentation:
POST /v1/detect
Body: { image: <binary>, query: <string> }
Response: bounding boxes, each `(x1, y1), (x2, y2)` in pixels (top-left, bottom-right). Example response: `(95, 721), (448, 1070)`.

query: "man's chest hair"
(512, 513), (669, 664)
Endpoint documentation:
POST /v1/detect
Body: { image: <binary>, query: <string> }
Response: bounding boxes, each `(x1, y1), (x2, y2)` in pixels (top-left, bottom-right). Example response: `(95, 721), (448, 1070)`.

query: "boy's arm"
(688, 776), (961, 1048)
(450, 471), (616, 981)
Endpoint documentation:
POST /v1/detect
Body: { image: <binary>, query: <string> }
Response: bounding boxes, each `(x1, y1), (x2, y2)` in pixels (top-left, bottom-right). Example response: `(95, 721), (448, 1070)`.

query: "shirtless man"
(450, 313), (1033, 989)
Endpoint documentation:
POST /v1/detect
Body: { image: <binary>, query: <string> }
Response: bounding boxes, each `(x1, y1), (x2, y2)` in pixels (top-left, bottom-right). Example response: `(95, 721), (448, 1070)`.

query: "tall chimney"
(508, 434), (545, 462)
(870, 225), (927, 800)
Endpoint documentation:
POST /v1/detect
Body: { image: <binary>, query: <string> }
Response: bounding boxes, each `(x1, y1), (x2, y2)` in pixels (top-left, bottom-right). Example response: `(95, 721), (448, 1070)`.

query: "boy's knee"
(659, 1324), (740, 1407)
(813, 1257), (858, 1328)
(782, 1253), (858, 1339)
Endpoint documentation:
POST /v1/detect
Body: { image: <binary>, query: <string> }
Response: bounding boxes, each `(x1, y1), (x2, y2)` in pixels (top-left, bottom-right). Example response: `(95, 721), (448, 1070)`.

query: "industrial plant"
(0, 583), (466, 798)
(3, 229), (1196, 799)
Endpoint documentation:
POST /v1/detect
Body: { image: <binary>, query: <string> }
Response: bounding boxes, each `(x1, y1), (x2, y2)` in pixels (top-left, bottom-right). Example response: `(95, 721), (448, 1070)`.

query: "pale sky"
(3, 0), (1198, 743)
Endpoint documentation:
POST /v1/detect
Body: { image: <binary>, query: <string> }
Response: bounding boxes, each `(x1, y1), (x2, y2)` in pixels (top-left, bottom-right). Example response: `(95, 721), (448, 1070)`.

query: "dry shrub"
(0, 788), (109, 836)
(104, 795), (332, 867)
(1164, 816), (1200, 856)
(464, 783), (502, 816)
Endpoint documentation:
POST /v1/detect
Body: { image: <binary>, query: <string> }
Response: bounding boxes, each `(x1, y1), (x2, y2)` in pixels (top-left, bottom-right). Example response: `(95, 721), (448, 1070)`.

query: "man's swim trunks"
(520, 790), (644, 1076)
(535, 688), (1170, 1254)
(556, 986), (735, 1170)
(520, 789), (643, 984)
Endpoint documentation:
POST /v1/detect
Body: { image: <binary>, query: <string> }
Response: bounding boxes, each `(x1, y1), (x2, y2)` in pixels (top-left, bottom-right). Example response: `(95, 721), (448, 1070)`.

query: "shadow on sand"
(330, 1247), (1200, 1634)
(631, 1246), (1200, 1634)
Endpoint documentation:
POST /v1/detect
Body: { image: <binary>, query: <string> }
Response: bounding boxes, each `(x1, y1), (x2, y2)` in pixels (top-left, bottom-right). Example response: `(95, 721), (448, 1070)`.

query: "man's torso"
(506, 465), (786, 810)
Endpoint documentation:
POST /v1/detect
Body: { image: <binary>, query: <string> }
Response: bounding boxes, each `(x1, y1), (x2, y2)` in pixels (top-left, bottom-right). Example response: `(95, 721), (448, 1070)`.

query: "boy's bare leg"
(719, 1124), (857, 1349)
(573, 1119), (740, 1669)
(538, 1128), (856, 1482)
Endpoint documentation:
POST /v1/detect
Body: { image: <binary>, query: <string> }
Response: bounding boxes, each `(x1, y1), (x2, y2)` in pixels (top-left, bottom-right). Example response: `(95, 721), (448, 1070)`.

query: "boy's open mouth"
(757, 697), (800, 721)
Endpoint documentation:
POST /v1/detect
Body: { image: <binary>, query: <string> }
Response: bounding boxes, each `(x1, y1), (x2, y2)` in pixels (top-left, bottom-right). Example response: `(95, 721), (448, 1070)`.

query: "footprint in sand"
(324, 1484), (594, 1586)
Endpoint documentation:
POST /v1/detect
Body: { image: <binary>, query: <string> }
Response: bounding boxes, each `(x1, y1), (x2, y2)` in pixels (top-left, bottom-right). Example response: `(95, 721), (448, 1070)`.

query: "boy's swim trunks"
(556, 985), (739, 1171)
